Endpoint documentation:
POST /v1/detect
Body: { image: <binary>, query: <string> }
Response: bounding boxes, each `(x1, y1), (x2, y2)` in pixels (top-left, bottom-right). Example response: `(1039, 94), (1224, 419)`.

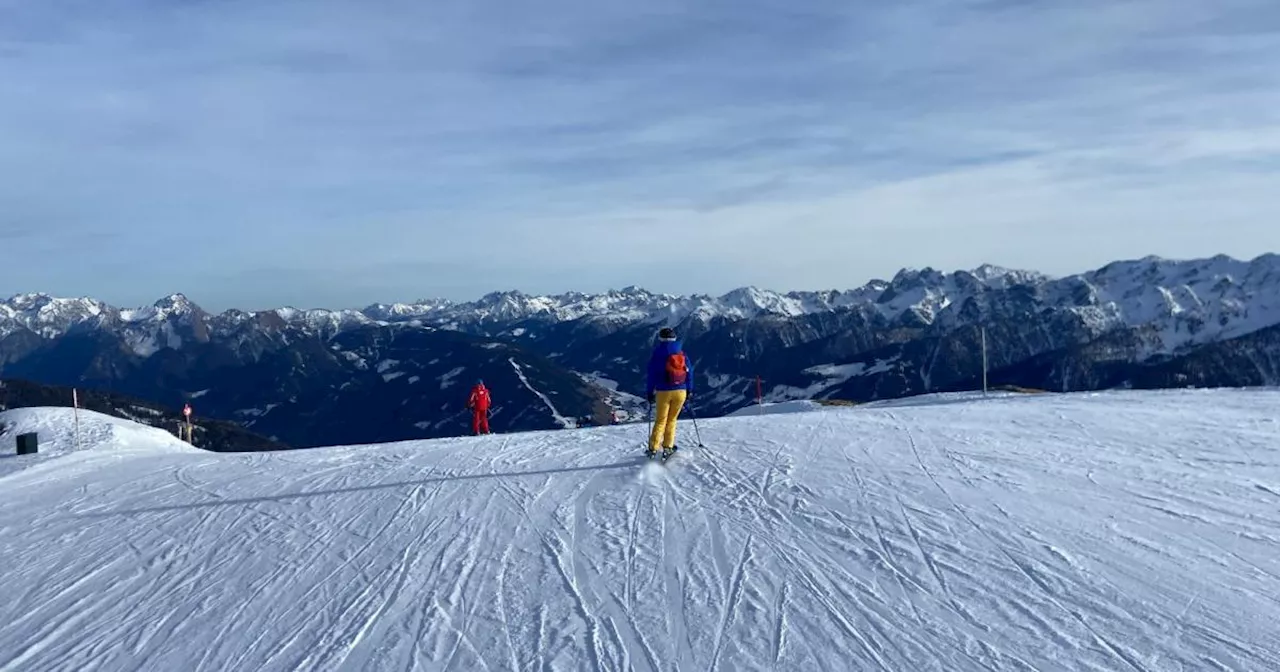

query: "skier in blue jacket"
(646, 327), (693, 457)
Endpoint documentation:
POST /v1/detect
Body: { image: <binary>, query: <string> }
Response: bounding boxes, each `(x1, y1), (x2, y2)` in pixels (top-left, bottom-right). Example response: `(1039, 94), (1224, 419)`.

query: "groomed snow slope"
(2, 390), (1279, 671)
(726, 400), (823, 417)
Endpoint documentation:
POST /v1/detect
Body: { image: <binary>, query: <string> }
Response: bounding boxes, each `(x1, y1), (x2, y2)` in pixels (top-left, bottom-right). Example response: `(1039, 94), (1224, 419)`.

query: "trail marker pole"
(72, 388), (81, 451)
(981, 326), (989, 397)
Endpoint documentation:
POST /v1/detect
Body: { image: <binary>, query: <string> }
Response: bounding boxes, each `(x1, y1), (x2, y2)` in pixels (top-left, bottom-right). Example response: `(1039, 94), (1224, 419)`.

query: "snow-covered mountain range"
(2, 253), (1278, 447)
(5, 253), (1277, 356)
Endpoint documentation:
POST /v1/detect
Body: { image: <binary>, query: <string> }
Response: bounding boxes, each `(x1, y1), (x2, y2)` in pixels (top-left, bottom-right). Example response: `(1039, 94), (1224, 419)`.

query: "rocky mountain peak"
(153, 293), (202, 319)
(115, 292), (204, 323)
(717, 286), (803, 318)
(0, 293), (109, 338)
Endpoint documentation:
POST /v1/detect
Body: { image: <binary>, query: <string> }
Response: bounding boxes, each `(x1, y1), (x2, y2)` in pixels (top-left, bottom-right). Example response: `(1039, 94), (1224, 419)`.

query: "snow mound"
(0, 407), (201, 480)
(1, 389), (1279, 670)
(726, 400), (823, 416)
(859, 390), (1028, 408)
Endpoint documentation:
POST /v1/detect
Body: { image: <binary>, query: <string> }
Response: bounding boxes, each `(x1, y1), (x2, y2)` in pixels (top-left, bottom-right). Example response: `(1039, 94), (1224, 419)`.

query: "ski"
(641, 444), (681, 465)
(642, 448), (674, 464)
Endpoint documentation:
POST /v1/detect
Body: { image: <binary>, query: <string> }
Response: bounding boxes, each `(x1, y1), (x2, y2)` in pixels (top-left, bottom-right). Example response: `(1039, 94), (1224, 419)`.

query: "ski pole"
(645, 402), (655, 452)
(688, 399), (705, 447)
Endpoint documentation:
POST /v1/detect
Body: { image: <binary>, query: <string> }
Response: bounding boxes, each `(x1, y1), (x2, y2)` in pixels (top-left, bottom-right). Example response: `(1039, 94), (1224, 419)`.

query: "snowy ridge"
(1061, 253), (1280, 355)
(0, 261), (1045, 337)
(118, 293), (199, 323)
(4, 254), (1280, 357)
(871, 265), (1047, 326)
(0, 293), (111, 339)
(1, 389), (1278, 670)
(725, 399), (823, 416)
(269, 306), (375, 336)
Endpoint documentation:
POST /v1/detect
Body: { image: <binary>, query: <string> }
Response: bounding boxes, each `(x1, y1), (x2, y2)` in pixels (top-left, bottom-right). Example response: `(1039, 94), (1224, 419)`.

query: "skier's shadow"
(75, 457), (650, 518)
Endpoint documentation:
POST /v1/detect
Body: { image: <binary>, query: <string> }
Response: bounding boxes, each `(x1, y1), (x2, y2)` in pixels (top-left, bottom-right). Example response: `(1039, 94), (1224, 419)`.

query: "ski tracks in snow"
(3, 390), (1280, 670)
(891, 411), (1150, 672)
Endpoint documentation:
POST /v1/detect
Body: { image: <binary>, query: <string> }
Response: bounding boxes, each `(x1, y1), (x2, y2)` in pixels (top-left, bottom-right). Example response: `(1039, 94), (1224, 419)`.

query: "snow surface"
(726, 400), (823, 417)
(2, 390), (1280, 671)
(800, 358), (900, 394)
(0, 407), (200, 480)
(804, 360), (894, 379)
(438, 366), (465, 389)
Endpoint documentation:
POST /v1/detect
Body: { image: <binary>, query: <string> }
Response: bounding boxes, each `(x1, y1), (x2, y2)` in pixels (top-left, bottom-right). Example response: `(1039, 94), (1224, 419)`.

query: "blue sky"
(2, 0), (1279, 311)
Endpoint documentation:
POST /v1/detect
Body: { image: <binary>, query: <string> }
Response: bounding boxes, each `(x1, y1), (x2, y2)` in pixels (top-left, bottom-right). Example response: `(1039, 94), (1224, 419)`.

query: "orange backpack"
(665, 352), (687, 386)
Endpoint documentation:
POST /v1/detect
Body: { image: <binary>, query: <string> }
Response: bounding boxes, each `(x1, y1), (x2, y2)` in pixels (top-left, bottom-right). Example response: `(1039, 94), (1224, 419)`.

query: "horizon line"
(2, 250), (1275, 314)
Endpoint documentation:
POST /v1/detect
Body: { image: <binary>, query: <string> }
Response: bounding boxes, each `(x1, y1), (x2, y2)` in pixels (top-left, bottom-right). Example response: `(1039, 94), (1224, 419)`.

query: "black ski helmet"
(658, 327), (676, 341)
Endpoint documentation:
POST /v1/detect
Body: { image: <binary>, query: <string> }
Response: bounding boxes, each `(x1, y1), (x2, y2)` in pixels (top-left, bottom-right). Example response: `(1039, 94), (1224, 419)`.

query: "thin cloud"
(0, 0), (1278, 310)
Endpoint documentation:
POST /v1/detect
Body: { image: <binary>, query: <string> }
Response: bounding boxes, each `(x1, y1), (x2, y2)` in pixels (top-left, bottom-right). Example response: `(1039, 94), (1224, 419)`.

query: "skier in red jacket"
(467, 379), (492, 435)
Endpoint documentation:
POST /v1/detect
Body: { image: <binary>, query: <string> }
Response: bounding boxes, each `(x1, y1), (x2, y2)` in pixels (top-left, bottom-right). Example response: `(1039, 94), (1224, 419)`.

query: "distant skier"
(646, 327), (693, 458)
(467, 379), (492, 435)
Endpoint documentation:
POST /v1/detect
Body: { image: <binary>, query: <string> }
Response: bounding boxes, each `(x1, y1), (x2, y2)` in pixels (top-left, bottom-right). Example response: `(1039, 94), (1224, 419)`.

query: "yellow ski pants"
(649, 389), (687, 451)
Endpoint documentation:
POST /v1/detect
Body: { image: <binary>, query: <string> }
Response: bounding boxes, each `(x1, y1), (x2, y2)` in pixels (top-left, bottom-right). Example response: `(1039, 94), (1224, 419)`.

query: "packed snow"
(0, 407), (201, 480)
(726, 400), (823, 416)
(2, 389), (1279, 671)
